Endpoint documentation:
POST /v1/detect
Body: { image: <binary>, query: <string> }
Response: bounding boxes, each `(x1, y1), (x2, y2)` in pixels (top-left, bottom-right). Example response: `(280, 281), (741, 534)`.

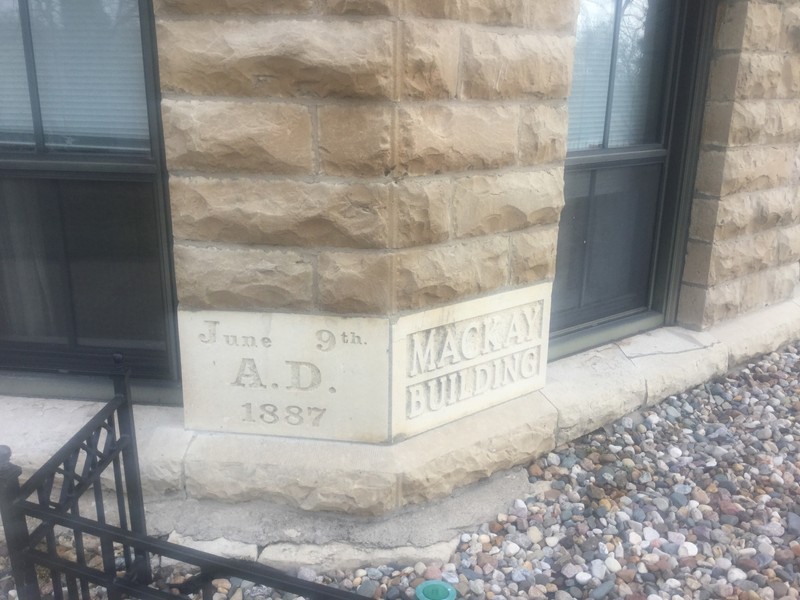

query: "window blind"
(1, 0), (150, 153)
(0, 0), (35, 148)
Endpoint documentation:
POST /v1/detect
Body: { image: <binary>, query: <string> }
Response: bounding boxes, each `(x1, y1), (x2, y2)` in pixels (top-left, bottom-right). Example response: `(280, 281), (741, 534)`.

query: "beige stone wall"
(679, 0), (800, 328)
(154, 0), (575, 316)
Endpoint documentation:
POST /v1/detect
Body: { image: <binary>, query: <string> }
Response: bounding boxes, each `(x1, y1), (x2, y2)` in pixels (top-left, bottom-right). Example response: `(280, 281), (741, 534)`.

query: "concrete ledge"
(2, 295), (800, 521)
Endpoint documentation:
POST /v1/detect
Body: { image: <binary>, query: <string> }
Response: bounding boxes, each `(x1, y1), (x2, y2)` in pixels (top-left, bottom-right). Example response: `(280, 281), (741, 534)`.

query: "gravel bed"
(2, 344), (799, 600)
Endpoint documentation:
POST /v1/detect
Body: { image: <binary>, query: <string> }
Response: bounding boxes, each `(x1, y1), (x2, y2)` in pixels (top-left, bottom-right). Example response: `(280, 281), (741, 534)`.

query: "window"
(0, 0), (176, 380)
(550, 0), (716, 358)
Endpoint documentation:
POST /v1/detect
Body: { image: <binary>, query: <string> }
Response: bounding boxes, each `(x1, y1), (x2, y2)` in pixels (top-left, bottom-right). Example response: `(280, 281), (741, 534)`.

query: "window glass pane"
(0, 179), (71, 344)
(0, 0), (35, 149)
(566, 0), (615, 152)
(29, 0), (150, 153)
(60, 180), (167, 350)
(0, 177), (167, 351)
(608, 0), (675, 147)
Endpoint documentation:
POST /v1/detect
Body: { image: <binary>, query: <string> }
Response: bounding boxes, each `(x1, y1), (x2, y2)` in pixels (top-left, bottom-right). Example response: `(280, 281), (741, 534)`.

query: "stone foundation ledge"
(2, 294), (800, 517)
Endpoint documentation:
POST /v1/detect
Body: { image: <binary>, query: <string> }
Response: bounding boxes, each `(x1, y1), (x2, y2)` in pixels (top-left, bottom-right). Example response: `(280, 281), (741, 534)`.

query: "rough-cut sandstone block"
(153, 0), (313, 15)
(461, 31), (572, 100)
(688, 197), (719, 243)
(157, 20), (393, 99)
(509, 225), (558, 284)
(169, 177), (390, 248)
(174, 244), (313, 310)
(706, 54), (742, 102)
(694, 150), (726, 197)
(714, 1), (748, 52)
(743, 2), (782, 51)
(318, 105), (393, 176)
(783, 55), (800, 97)
(783, 5), (800, 53)
(735, 54), (785, 99)
(520, 104), (568, 165)
(764, 101), (800, 144)
(678, 262), (800, 329)
(708, 230), (779, 285)
(398, 105), (519, 175)
(709, 263), (800, 327)
(394, 238), (509, 310)
(713, 188), (800, 240)
(322, 0), (393, 15)
(392, 179), (452, 248)
(162, 100), (312, 174)
(402, 20), (460, 100)
(452, 169), (564, 237)
(777, 224), (800, 264)
(701, 101), (735, 146)
(682, 240), (712, 287)
(401, 0), (578, 31)
(317, 252), (391, 313)
(719, 146), (794, 196)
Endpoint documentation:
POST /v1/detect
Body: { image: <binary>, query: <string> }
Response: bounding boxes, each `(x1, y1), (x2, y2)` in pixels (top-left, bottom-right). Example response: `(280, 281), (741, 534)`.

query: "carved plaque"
(179, 311), (390, 442)
(391, 285), (551, 439)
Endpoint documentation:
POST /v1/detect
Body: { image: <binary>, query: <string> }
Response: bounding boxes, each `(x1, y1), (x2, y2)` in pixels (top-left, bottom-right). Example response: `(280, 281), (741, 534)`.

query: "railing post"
(112, 356), (152, 585)
(0, 446), (42, 600)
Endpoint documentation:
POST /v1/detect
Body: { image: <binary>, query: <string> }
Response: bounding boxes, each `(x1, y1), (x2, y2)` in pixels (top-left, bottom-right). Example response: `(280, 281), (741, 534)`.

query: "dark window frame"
(0, 0), (179, 382)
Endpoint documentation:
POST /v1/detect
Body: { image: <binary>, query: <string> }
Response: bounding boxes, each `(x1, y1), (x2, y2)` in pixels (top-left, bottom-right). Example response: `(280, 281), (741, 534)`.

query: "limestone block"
(161, 99), (312, 174)
(735, 54), (785, 99)
(398, 105), (519, 175)
(322, 0), (393, 15)
(156, 20), (393, 99)
(174, 243), (314, 310)
(509, 225), (558, 284)
(399, 391), (558, 506)
(452, 169), (564, 237)
(394, 238), (509, 310)
(318, 105), (393, 176)
(688, 197), (719, 243)
(616, 328), (727, 407)
(542, 344), (646, 444)
(168, 533), (258, 562)
(460, 30), (572, 100)
(393, 179), (452, 248)
(722, 146), (794, 195)
(183, 433), (400, 513)
(712, 298), (800, 367)
(317, 252), (392, 313)
(402, 20), (460, 99)
(169, 177), (390, 249)
(153, 0), (313, 15)
(743, 2), (783, 51)
(707, 229), (779, 285)
(519, 104), (568, 165)
(783, 4), (800, 53)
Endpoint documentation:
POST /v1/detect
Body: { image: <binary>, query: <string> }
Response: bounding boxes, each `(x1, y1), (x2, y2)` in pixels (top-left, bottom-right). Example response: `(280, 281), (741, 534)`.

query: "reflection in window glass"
(567, 0), (615, 152)
(0, 0), (35, 148)
(608, 0), (675, 147)
(29, 0), (150, 152)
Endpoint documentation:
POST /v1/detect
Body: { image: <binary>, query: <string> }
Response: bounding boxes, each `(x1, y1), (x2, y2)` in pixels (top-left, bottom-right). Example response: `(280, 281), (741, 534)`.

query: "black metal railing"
(0, 372), (362, 600)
